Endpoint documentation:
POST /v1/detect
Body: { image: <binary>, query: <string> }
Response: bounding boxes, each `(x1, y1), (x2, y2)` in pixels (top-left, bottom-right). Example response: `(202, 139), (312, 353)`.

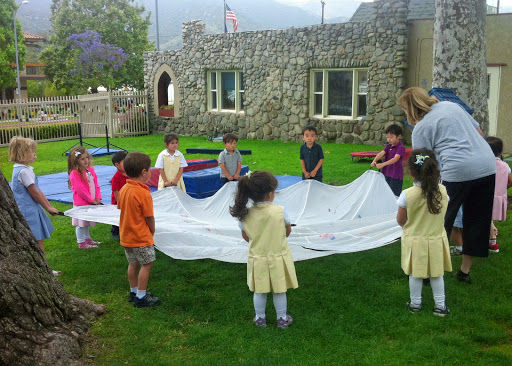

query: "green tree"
(40, 0), (153, 94)
(0, 0), (27, 97)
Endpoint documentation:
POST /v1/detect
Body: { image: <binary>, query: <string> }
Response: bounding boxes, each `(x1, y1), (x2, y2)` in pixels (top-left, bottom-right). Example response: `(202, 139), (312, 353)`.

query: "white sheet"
(65, 170), (402, 263)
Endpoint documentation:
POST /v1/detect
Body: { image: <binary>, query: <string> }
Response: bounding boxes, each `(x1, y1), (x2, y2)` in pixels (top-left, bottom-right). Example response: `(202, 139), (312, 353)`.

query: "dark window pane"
(211, 91), (217, 109)
(358, 94), (367, 116)
(327, 71), (352, 116)
(240, 72), (244, 90)
(239, 92), (245, 108)
(211, 73), (217, 89)
(221, 72), (236, 110)
(358, 71), (368, 94)
(314, 72), (323, 93)
(314, 94), (322, 115)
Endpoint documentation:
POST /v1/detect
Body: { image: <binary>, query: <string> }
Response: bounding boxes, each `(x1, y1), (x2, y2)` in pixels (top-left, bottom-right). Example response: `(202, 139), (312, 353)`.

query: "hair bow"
(74, 151), (81, 157)
(245, 170), (252, 178)
(414, 154), (429, 166)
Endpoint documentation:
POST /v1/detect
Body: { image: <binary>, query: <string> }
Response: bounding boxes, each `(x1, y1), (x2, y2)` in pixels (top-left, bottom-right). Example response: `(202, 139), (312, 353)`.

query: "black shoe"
(455, 270), (471, 284)
(133, 293), (161, 308)
(433, 306), (451, 317)
(128, 292), (136, 302)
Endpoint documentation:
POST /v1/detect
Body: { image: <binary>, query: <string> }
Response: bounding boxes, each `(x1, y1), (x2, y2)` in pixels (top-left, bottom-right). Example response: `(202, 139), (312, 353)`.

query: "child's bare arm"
(27, 184), (59, 215)
(285, 223), (292, 237)
(113, 190), (120, 202)
(310, 159), (324, 177)
(234, 161), (242, 179)
(396, 206), (407, 227)
(220, 163), (233, 180)
(172, 167), (184, 185)
(241, 230), (249, 242)
(371, 151), (386, 167)
(376, 153), (401, 169)
(300, 159), (310, 178)
(145, 216), (155, 235)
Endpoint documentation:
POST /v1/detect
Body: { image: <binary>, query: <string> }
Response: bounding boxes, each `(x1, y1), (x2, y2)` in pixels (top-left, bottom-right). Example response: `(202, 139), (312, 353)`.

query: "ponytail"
(407, 148), (442, 215)
(230, 170), (278, 221)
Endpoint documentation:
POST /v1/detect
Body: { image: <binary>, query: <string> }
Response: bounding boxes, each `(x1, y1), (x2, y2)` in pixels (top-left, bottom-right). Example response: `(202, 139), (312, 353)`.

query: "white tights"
(253, 292), (287, 319)
(409, 275), (446, 309)
(75, 226), (91, 243)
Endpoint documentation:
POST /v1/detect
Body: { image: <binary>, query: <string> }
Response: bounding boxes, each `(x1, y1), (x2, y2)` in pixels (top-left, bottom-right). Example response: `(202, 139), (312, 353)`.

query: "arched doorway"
(153, 65), (179, 118)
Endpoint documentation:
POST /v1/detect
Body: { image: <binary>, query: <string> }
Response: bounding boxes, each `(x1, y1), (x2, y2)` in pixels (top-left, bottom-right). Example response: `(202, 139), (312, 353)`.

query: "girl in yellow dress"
(230, 171), (298, 328)
(155, 133), (187, 192)
(396, 148), (452, 317)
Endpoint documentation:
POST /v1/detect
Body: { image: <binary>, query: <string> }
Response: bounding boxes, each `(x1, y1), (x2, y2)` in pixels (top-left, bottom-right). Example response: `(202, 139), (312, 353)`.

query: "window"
(207, 70), (244, 112)
(310, 69), (368, 119)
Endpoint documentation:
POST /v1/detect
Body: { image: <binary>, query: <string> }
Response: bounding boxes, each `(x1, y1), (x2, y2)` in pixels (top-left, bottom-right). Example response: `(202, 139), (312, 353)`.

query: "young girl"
(155, 133), (187, 192)
(397, 148), (452, 316)
(485, 137), (512, 253)
(9, 137), (61, 275)
(230, 170), (298, 328)
(68, 146), (102, 249)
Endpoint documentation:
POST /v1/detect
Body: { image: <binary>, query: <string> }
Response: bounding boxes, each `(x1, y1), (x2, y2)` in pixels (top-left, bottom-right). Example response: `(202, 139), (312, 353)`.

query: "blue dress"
(11, 165), (54, 240)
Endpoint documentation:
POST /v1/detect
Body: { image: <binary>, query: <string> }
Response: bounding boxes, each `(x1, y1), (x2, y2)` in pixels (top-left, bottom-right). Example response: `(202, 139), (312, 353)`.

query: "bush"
(0, 121), (79, 145)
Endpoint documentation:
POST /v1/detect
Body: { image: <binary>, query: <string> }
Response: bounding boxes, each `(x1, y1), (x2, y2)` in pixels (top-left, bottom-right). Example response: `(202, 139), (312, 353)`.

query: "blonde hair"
(68, 146), (92, 183)
(9, 137), (37, 164)
(398, 87), (439, 126)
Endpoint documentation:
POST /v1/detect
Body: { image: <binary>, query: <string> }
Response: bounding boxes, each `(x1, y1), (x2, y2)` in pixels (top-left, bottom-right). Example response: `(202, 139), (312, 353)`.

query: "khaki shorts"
(124, 245), (156, 265)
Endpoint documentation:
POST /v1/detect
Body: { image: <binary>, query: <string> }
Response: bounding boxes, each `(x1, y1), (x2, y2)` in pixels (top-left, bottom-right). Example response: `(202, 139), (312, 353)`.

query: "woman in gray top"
(398, 87), (496, 284)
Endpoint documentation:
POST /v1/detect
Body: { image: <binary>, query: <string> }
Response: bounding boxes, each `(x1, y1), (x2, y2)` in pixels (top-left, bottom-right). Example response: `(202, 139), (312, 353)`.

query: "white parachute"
(65, 170), (402, 263)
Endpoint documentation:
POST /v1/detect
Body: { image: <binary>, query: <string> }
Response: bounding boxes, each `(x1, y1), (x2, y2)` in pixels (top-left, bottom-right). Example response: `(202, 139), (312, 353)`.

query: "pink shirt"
(69, 166), (102, 206)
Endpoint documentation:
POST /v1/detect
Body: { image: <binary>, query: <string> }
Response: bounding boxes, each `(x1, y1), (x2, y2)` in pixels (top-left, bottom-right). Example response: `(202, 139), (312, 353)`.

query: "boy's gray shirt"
(218, 148), (242, 178)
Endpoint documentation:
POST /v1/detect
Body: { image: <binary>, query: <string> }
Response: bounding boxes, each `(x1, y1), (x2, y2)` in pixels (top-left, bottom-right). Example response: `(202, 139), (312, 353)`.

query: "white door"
(487, 66), (501, 136)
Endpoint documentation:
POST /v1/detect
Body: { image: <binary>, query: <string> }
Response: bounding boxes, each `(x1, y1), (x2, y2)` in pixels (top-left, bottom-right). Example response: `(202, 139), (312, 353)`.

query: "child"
(9, 137), (61, 275)
(371, 124), (406, 196)
(118, 152), (160, 308)
(68, 146), (102, 249)
(485, 136), (512, 253)
(396, 148), (452, 317)
(155, 133), (187, 192)
(230, 170), (298, 327)
(110, 151), (129, 239)
(300, 126), (324, 182)
(218, 133), (242, 185)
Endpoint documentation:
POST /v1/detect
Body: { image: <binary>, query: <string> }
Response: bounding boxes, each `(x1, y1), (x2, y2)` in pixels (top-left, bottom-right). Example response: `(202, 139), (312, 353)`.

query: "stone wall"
(144, 0), (408, 145)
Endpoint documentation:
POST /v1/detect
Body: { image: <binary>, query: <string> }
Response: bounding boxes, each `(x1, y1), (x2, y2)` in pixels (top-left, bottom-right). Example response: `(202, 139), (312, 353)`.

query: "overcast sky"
(275, 0), (512, 19)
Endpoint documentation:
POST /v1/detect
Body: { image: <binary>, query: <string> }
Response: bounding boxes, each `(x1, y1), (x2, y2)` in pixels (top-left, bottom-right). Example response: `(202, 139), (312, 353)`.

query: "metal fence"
(0, 91), (148, 147)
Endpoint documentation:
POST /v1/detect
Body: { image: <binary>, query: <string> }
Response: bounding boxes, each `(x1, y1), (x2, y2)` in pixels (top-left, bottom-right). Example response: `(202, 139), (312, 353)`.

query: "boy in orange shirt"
(118, 152), (160, 308)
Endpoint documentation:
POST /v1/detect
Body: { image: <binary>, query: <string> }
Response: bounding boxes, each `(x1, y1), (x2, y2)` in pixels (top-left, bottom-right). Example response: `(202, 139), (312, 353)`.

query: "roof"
(23, 32), (45, 41)
(350, 0), (435, 22)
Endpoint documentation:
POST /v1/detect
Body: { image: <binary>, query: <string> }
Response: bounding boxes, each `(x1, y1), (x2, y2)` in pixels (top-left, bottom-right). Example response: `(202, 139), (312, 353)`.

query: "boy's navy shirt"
(300, 142), (324, 178)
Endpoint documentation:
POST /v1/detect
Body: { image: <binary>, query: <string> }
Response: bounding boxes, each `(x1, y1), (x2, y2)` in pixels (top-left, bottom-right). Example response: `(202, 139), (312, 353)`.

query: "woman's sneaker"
(433, 306), (450, 317)
(407, 301), (422, 313)
(133, 293), (161, 308)
(455, 270), (471, 284)
(253, 317), (266, 327)
(489, 242), (499, 253)
(277, 315), (293, 328)
(78, 242), (98, 249)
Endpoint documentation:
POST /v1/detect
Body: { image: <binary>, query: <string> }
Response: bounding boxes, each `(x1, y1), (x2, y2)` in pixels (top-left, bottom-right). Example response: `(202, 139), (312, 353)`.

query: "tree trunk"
(0, 170), (105, 366)
(433, 0), (489, 133)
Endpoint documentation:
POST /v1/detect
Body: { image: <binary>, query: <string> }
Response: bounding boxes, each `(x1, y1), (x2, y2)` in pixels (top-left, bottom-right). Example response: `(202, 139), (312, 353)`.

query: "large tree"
(0, 0), (27, 99)
(40, 0), (153, 93)
(0, 170), (105, 365)
(433, 0), (489, 133)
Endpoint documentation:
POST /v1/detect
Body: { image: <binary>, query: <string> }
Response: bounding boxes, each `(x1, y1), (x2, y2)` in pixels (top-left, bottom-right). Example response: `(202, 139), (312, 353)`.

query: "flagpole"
(224, 0), (227, 33)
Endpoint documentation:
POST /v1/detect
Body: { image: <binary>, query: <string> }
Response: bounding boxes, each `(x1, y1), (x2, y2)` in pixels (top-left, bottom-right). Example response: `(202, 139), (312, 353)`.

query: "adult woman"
(398, 87), (496, 284)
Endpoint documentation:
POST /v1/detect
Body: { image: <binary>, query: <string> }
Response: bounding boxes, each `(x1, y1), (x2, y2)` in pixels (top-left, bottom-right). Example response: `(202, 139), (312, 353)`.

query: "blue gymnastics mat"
(186, 148), (252, 155)
(37, 165), (302, 203)
(64, 148), (125, 157)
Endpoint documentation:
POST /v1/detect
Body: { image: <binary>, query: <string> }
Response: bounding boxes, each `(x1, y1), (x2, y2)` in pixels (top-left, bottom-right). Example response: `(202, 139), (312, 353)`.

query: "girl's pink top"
(69, 166), (102, 206)
(493, 159), (509, 221)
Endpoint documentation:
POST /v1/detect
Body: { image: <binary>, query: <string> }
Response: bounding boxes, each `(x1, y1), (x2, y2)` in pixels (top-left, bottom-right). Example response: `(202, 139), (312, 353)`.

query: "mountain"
(15, 0), (354, 50)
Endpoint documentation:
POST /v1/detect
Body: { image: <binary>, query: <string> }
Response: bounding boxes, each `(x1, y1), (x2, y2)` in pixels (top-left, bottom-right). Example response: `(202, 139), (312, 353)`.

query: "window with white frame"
(207, 70), (244, 112)
(310, 68), (368, 119)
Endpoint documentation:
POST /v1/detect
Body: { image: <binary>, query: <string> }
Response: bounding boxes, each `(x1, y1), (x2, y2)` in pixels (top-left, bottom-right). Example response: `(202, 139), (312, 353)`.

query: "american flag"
(225, 3), (238, 33)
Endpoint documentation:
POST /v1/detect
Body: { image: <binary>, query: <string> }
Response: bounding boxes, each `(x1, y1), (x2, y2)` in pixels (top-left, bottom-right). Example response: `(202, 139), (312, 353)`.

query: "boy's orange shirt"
(117, 180), (154, 247)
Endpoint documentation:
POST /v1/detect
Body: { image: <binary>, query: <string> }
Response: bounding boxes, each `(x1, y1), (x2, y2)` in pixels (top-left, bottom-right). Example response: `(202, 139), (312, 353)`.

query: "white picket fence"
(0, 91), (149, 147)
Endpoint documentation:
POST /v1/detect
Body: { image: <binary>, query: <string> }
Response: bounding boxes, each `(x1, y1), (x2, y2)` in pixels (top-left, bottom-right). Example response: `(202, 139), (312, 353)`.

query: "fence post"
(108, 90), (113, 138)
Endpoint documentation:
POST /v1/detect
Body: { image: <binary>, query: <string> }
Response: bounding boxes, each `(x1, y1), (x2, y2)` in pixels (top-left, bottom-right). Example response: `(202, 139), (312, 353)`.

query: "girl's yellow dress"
(401, 184), (452, 278)
(242, 203), (298, 293)
(157, 154), (186, 192)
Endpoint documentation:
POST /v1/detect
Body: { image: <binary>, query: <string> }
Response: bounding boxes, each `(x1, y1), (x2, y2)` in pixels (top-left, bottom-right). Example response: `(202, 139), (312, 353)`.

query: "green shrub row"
(0, 122), (79, 145)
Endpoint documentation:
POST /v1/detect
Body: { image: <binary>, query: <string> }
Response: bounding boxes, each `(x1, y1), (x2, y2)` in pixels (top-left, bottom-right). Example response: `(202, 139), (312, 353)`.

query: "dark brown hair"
(230, 170), (278, 221)
(164, 133), (179, 144)
(485, 136), (503, 158)
(124, 152), (152, 178)
(223, 133), (239, 144)
(407, 148), (442, 214)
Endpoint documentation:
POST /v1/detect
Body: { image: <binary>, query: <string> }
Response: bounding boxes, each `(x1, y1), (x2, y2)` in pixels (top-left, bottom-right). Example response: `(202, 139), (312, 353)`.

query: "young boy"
(371, 124), (406, 196)
(110, 151), (128, 239)
(218, 133), (242, 185)
(118, 152), (160, 308)
(300, 126), (324, 182)
(155, 133), (188, 192)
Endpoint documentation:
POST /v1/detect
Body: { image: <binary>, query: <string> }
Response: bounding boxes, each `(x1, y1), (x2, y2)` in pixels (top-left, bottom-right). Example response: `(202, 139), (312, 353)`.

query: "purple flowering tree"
(68, 30), (128, 93)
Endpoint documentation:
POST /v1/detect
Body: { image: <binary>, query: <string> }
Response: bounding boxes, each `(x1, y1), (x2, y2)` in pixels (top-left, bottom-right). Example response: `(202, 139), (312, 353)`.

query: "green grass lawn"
(1, 135), (511, 365)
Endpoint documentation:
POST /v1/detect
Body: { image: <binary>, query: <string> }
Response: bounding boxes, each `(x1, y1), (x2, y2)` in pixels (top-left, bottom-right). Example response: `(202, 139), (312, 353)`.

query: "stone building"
(144, 0), (409, 145)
